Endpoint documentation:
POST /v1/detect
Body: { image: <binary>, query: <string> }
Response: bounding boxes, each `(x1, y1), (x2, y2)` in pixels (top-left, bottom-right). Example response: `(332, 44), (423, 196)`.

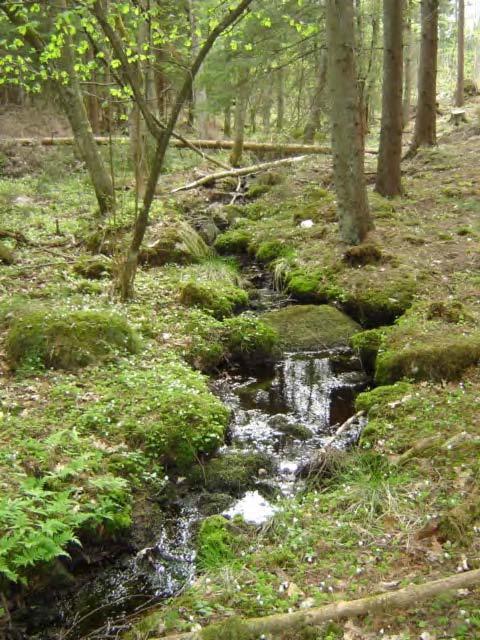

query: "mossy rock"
(351, 328), (388, 374)
(263, 305), (361, 351)
(73, 255), (112, 279)
(6, 309), (140, 371)
(267, 415), (313, 440)
(255, 240), (293, 264)
(286, 269), (325, 303)
(375, 333), (480, 385)
(246, 183), (271, 200)
(179, 280), (249, 319)
(140, 221), (210, 266)
(214, 229), (252, 255)
(355, 381), (413, 415)
(198, 493), (235, 517)
(342, 277), (416, 328)
(0, 242), (15, 265)
(188, 451), (275, 495)
(222, 315), (280, 366)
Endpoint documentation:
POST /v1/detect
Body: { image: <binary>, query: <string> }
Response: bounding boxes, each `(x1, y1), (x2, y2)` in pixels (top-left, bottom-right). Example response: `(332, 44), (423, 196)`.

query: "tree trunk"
(409, 0), (439, 153)
(326, 0), (373, 245)
(303, 51), (327, 144)
(402, 0), (413, 127)
(455, 0), (465, 107)
(364, 1), (381, 131)
(376, 0), (403, 196)
(229, 71), (249, 167)
(223, 104), (232, 137)
(276, 67), (285, 132)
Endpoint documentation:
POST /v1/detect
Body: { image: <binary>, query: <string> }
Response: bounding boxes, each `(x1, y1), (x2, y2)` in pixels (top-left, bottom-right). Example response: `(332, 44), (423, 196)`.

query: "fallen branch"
(157, 569), (480, 640)
(171, 155), (308, 193)
(2, 136), (378, 155)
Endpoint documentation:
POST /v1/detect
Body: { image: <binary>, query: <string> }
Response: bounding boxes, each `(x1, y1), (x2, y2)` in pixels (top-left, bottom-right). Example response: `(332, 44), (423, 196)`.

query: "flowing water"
(17, 292), (368, 639)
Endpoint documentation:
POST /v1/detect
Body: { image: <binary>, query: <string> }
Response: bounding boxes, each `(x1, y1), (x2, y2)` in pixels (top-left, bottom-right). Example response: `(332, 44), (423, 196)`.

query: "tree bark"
(409, 0), (439, 154)
(303, 50), (327, 144)
(158, 569), (480, 640)
(376, 0), (403, 196)
(276, 67), (285, 132)
(326, 0), (373, 245)
(455, 0), (465, 107)
(402, 0), (413, 127)
(229, 69), (249, 167)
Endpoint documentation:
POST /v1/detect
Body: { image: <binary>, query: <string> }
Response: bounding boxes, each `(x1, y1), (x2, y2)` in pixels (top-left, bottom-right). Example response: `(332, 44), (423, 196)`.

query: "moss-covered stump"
(73, 255), (112, 279)
(263, 305), (361, 351)
(375, 332), (480, 385)
(187, 451), (275, 495)
(6, 309), (140, 371)
(179, 280), (249, 319)
(140, 220), (211, 266)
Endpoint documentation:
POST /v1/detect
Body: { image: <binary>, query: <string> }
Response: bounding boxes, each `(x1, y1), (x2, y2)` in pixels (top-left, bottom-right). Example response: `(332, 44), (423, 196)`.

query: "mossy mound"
(188, 451), (275, 495)
(342, 276), (417, 328)
(73, 255), (112, 279)
(255, 240), (294, 264)
(179, 280), (249, 319)
(263, 305), (361, 351)
(140, 220), (211, 266)
(286, 269), (324, 303)
(426, 300), (469, 324)
(196, 515), (238, 571)
(375, 332), (480, 385)
(222, 315), (280, 367)
(6, 309), (140, 371)
(214, 229), (252, 255)
(0, 242), (15, 264)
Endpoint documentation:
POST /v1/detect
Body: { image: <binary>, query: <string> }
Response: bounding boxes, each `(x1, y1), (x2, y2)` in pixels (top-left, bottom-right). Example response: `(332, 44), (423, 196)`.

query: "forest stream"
(18, 273), (369, 640)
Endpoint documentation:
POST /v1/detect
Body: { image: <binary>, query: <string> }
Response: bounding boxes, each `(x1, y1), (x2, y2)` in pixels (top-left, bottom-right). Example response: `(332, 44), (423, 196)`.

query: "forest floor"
(0, 97), (479, 640)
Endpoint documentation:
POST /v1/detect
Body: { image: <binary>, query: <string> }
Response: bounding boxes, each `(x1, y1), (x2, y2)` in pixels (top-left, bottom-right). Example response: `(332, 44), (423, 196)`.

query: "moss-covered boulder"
(188, 451), (275, 495)
(214, 229), (252, 255)
(286, 269), (325, 303)
(179, 280), (248, 319)
(342, 276), (417, 328)
(255, 240), (293, 264)
(222, 315), (280, 366)
(263, 305), (361, 351)
(6, 309), (140, 371)
(140, 221), (211, 266)
(375, 333), (480, 385)
(73, 255), (112, 279)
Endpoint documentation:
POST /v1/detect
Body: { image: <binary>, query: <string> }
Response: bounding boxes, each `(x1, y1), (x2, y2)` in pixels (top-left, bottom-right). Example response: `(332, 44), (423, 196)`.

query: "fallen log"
(1, 136), (378, 155)
(171, 155), (308, 193)
(157, 568), (480, 640)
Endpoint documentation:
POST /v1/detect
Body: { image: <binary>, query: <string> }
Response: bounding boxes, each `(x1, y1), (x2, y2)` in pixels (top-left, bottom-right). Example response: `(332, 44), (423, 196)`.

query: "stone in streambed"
(263, 304), (361, 352)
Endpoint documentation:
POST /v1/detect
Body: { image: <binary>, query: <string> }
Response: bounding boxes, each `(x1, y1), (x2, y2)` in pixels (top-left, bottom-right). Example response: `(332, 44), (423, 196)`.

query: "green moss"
(222, 315), (280, 366)
(246, 183), (271, 199)
(179, 280), (249, 319)
(355, 381), (413, 415)
(73, 255), (112, 279)
(375, 334), (480, 385)
(0, 242), (15, 264)
(188, 451), (274, 495)
(201, 617), (255, 640)
(196, 515), (239, 571)
(351, 328), (388, 374)
(342, 276), (417, 328)
(6, 309), (140, 371)
(214, 229), (252, 255)
(286, 269), (324, 303)
(255, 240), (294, 263)
(263, 305), (361, 351)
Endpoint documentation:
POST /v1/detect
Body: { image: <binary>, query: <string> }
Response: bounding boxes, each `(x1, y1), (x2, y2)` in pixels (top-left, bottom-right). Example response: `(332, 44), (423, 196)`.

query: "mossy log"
(158, 569), (480, 640)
